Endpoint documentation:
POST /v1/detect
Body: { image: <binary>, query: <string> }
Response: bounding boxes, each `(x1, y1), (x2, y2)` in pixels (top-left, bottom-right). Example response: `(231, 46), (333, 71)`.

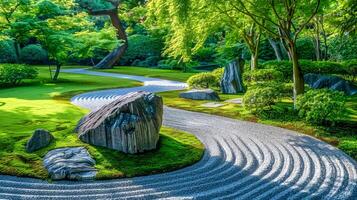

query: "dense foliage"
(187, 72), (218, 89)
(20, 45), (48, 64)
(261, 60), (355, 81)
(0, 64), (38, 86)
(0, 40), (17, 63)
(244, 69), (284, 85)
(243, 85), (281, 112)
(296, 89), (346, 125)
(187, 67), (223, 89)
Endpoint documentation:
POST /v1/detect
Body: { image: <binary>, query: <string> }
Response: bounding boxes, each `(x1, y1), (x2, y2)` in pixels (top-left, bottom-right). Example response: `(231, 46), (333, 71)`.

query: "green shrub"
(120, 34), (163, 66)
(243, 85), (281, 112)
(20, 44), (48, 64)
(329, 36), (357, 60)
(261, 60), (292, 81)
(296, 89), (346, 125)
(342, 59), (357, 81)
(193, 46), (216, 62)
(244, 69), (284, 84)
(262, 60), (347, 81)
(158, 59), (179, 69)
(0, 40), (17, 63)
(212, 67), (224, 82)
(296, 38), (315, 60)
(300, 60), (344, 74)
(137, 56), (160, 67)
(187, 72), (218, 89)
(0, 64), (38, 86)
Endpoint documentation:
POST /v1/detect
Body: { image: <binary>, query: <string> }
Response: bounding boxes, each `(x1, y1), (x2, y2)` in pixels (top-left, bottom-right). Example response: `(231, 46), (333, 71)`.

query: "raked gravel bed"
(0, 68), (356, 199)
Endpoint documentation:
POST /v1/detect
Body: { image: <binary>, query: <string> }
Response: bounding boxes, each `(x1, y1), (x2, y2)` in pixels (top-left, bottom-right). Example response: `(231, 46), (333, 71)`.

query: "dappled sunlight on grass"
(0, 66), (204, 179)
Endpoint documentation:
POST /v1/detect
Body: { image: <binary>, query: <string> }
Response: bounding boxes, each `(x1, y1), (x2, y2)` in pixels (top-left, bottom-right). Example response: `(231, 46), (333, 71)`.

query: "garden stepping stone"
(43, 147), (96, 181)
(76, 91), (163, 154)
(180, 89), (220, 101)
(201, 102), (225, 108)
(26, 129), (54, 153)
(225, 98), (243, 104)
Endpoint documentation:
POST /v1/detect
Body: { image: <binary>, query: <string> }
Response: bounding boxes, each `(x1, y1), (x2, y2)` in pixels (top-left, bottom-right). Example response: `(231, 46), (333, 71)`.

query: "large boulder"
(43, 147), (96, 181)
(179, 89), (220, 101)
(221, 59), (245, 94)
(76, 91), (163, 154)
(26, 129), (54, 153)
(304, 73), (357, 95)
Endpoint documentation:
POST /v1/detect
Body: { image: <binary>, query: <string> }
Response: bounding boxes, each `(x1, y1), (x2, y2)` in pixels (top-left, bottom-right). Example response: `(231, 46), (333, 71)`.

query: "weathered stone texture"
(26, 129), (54, 153)
(43, 147), (96, 181)
(76, 91), (163, 154)
(180, 89), (220, 101)
(221, 59), (245, 94)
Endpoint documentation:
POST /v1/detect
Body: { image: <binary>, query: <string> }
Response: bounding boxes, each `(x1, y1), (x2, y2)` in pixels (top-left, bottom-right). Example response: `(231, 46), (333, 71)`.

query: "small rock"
(26, 129), (54, 153)
(180, 89), (220, 101)
(43, 147), (96, 181)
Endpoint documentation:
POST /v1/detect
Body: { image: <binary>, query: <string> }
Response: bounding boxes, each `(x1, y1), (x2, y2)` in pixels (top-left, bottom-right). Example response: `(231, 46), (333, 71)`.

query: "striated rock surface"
(221, 59), (245, 94)
(304, 73), (357, 95)
(180, 89), (220, 101)
(26, 129), (54, 153)
(43, 147), (96, 181)
(76, 91), (163, 154)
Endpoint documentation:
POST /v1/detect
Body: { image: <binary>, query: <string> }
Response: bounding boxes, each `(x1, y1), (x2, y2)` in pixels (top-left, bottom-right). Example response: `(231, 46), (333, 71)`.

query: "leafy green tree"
(78, 0), (129, 69)
(34, 0), (117, 80)
(0, 0), (33, 61)
(225, 0), (323, 106)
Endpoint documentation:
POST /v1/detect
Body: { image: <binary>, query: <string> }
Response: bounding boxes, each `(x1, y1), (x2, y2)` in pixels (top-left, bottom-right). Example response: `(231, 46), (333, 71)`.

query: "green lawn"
(94, 66), (197, 82)
(0, 67), (204, 179)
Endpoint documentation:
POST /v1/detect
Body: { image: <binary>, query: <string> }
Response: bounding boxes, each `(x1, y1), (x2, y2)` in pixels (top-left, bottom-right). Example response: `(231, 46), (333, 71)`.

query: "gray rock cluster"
(76, 91), (163, 154)
(43, 147), (96, 181)
(221, 59), (245, 94)
(26, 129), (53, 153)
(180, 89), (220, 101)
(304, 73), (357, 95)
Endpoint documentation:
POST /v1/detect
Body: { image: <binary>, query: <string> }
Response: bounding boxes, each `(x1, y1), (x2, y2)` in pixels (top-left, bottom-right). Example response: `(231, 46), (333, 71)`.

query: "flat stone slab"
(180, 89), (220, 101)
(201, 102), (225, 108)
(225, 98), (243, 104)
(43, 147), (96, 181)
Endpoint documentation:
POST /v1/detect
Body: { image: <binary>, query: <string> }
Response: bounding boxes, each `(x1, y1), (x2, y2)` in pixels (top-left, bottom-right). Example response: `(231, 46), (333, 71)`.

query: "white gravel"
(0, 68), (356, 200)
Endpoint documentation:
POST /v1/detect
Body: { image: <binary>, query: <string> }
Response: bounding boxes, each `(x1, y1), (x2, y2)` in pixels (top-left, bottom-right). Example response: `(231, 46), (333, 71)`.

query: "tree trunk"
(84, 3), (128, 69)
(94, 10), (128, 69)
(52, 63), (61, 81)
(250, 53), (258, 70)
(14, 41), (21, 63)
(268, 38), (282, 61)
(288, 41), (305, 107)
(314, 18), (321, 61)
